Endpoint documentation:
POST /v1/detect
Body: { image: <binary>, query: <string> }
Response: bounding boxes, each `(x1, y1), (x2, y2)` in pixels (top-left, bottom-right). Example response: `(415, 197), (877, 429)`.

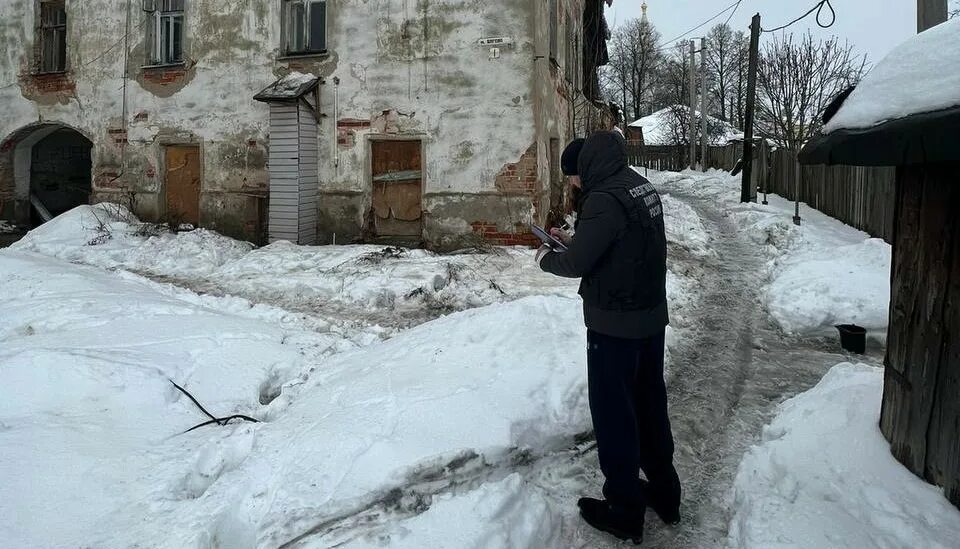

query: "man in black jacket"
(538, 132), (681, 544)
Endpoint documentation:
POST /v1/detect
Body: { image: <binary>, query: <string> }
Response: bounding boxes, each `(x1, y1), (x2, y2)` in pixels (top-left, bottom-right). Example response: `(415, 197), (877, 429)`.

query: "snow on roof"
(253, 71), (320, 101)
(823, 18), (960, 133)
(628, 105), (742, 146)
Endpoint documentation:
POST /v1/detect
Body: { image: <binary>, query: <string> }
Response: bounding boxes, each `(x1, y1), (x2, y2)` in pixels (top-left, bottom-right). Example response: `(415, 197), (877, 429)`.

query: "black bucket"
(836, 324), (867, 354)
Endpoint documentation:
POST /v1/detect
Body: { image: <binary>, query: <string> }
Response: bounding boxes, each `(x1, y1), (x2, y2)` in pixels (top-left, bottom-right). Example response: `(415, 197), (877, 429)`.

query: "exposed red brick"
(470, 221), (539, 248)
(142, 67), (187, 85)
(337, 118), (372, 128)
(23, 72), (76, 95)
(495, 143), (542, 195)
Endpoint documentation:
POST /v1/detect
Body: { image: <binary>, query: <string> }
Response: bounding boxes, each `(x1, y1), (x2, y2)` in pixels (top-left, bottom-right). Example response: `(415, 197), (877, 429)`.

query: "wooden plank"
(881, 163), (960, 508)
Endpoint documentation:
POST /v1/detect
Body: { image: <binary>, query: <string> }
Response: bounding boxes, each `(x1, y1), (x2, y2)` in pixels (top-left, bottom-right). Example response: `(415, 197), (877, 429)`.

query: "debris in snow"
(728, 362), (960, 549)
(824, 18), (960, 132)
(11, 203), (254, 278)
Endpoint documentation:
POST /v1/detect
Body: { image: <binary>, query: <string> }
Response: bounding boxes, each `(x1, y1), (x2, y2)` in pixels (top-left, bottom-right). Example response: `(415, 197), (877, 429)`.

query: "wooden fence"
(627, 142), (688, 173)
(763, 149), (896, 243)
(635, 142), (896, 243)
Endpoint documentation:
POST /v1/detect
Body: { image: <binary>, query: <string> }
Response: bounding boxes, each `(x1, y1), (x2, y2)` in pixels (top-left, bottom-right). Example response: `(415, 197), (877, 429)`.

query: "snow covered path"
(634, 185), (882, 548)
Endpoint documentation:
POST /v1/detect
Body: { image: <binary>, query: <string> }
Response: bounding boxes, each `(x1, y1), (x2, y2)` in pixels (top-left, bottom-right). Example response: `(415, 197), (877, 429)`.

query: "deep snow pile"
(11, 204), (578, 322)
(11, 203), (254, 277)
(727, 363), (960, 549)
(7, 202), (707, 343)
(824, 17), (960, 132)
(0, 250), (590, 548)
(650, 170), (891, 338)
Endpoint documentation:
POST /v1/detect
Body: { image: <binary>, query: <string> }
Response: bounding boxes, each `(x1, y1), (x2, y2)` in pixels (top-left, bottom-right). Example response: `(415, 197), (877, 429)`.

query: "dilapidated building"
(0, 0), (615, 247)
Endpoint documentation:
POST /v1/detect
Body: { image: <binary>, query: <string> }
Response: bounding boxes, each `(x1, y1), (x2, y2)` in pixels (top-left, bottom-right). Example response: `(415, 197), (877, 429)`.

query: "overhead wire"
(723, 0), (745, 26)
(654, 0), (744, 52)
(762, 0), (837, 33)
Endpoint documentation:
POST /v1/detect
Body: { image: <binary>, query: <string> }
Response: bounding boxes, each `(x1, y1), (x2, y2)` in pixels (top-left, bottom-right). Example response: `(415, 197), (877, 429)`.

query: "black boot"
(578, 497), (644, 545)
(640, 479), (681, 525)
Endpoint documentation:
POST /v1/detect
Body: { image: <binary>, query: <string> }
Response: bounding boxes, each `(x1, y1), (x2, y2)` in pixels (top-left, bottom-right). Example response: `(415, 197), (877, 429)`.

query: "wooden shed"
(254, 73), (322, 245)
(800, 18), (960, 508)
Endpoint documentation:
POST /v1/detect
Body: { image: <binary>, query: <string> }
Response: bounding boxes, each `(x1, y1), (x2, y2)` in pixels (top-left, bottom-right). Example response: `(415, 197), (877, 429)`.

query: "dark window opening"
(283, 0), (327, 56)
(39, 1), (67, 73)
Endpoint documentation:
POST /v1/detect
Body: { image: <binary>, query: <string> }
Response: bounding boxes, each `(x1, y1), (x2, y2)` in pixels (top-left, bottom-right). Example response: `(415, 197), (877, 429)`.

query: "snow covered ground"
(10, 204), (579, 327)
(728, 363), (960, 549)
(1, 197), (712, 547)
(0, 248), (590, 548)
(3, 171), (947, 548)
(650, 169), (891, 340)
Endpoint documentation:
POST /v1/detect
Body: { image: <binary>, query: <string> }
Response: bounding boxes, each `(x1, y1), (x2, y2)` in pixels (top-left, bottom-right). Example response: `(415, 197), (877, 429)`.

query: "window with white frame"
(144, 0), (185, 66)
(282, 0), (327, 56)
(38, 0), (67, 73)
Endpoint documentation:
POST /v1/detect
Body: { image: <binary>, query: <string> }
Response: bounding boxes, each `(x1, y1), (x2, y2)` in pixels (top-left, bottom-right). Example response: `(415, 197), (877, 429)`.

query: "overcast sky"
(605, 0), (923, 65)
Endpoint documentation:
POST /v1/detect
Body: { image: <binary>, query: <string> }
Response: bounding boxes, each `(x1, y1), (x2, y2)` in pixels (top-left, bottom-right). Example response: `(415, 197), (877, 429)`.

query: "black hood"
(578, 131), (628, 191)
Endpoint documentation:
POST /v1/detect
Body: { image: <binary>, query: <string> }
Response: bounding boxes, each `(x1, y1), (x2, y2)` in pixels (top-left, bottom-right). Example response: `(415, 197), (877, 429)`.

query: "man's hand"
(550, 227), (572, 246)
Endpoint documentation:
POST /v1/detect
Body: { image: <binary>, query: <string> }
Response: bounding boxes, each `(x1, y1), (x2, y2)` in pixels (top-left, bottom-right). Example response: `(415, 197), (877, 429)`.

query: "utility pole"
(918, 0), (947, 32)
(741, 14), (761, 203)
(688, 40), (697, 170)
(700, 37), (709, 172)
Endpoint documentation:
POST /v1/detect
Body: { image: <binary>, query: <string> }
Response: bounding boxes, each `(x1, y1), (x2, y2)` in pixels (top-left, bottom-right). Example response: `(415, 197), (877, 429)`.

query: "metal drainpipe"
(109, 0), (132, 188)
(333, 76), (340, 174)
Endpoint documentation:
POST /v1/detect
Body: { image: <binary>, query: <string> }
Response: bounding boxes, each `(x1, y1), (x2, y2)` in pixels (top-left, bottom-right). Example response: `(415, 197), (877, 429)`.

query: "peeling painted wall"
(1, 0), (276, 241)
(0, 0), (595, 247)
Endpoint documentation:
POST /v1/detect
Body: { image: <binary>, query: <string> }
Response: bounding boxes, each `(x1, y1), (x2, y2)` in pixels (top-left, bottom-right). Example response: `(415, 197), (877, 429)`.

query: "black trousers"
(586, 329), (680, 510)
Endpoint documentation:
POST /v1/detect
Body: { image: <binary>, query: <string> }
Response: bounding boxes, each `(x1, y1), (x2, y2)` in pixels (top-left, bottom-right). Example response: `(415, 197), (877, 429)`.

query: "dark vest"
(577, 177), (667, 312)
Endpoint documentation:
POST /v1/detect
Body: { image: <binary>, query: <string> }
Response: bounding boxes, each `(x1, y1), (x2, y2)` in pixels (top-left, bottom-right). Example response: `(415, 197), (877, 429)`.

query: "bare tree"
(603, 18), (663, 121)
(650, 44), (690, 115)
(705, 23), (738, 122)
(756, 32), (867, 150)
(729, 31), (750, 130)
(662, 104), (731, 147)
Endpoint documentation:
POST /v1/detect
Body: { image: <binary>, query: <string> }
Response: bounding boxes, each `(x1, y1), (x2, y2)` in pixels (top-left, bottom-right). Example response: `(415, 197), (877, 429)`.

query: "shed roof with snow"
(628, 106), (743, 146)
(253, 72), (321, 102)
(800, 18), (960, 166)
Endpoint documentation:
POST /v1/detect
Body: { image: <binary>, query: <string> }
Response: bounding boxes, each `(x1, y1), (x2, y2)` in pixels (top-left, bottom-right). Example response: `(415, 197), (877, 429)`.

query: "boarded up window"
(371, 141), (423, 237)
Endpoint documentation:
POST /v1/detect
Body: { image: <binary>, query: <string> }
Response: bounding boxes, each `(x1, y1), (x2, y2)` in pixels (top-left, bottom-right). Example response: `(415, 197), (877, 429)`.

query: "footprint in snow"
(179, 426), (256, 499)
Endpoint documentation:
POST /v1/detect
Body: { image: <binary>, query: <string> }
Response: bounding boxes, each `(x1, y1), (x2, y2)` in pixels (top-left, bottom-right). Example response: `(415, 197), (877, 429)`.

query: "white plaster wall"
(0, 0), (276, 189)
(314, 0), (538, 195)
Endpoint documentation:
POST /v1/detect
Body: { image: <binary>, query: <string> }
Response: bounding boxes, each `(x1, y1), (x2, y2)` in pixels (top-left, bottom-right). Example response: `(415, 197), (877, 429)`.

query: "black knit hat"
(561, 138), (586, 176)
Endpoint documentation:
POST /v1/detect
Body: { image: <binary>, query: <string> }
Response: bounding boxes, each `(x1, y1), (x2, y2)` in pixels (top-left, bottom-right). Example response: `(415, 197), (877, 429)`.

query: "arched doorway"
(1, 123), (93, 228)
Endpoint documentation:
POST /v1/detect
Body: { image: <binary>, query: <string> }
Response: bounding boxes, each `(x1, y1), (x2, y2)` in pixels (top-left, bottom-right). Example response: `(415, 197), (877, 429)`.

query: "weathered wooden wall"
(636, 142), (896, 242)
(764, 150), (896, 243)
(628, 143), (688, 173)
(882, 163), (960, 508)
